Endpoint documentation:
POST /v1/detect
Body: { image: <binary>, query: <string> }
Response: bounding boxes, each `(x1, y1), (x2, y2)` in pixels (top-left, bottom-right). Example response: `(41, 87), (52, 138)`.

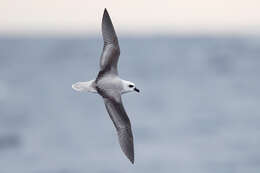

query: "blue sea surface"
(0, 36), (260, 172)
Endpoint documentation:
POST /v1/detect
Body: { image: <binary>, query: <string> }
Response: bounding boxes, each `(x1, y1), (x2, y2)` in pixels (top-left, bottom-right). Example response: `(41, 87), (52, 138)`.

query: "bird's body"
(72, 9), (139, 164)
(96, 75), (123, 94)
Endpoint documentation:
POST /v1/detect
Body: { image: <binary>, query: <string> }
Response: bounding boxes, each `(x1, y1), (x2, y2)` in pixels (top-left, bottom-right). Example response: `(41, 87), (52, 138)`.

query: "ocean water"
(0, 36), (260, 173)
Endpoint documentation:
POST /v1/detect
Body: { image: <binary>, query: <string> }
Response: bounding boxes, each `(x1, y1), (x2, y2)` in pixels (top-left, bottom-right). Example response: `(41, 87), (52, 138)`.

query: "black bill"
(134, 88), (140, 92)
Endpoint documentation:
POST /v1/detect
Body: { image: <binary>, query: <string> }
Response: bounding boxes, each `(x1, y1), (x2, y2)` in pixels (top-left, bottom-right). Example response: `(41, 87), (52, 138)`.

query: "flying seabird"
(72, 8), (139, 164)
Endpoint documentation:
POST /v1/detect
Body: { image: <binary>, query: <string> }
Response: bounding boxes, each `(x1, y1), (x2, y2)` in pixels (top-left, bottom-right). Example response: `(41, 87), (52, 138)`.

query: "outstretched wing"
(99, 9), (120, 76)
(103, 96), (134, 164)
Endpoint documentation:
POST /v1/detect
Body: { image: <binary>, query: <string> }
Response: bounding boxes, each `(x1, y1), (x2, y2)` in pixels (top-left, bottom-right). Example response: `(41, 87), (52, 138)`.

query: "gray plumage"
(72, 8), (138, 164)
(104, 97), (134, 163)
(99, 9), (120, 76)
(95, 9), (134, 164)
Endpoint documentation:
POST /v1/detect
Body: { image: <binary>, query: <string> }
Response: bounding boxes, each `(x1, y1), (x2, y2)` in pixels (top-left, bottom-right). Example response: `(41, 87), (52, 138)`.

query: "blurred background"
(0, 0), (260, 172)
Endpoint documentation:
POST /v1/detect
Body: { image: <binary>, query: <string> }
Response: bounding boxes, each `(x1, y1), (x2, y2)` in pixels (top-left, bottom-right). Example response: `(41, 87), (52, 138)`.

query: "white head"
(122, 80), (140, 94)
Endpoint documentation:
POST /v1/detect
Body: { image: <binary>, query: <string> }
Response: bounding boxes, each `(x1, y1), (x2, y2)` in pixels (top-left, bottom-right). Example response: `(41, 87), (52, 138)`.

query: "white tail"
(72, 80), (97, 93)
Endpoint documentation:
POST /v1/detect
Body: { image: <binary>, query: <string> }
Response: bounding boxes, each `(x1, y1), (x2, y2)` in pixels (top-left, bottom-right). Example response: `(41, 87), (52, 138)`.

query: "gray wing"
(99, 9), (120, 75)
(103, 96), (134, 164)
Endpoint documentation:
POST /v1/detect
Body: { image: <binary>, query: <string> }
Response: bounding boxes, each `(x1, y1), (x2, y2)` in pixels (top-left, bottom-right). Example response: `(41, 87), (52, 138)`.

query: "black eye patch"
(128, 84), (134, 88)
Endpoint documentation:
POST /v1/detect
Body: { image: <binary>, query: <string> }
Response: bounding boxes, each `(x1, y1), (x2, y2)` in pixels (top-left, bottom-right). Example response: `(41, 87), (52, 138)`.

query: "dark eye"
(128, 84), (134, 88)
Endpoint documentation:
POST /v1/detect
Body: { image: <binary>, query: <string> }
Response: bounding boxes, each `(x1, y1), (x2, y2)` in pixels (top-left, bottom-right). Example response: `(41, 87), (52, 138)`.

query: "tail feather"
(72, 80), (97, 93)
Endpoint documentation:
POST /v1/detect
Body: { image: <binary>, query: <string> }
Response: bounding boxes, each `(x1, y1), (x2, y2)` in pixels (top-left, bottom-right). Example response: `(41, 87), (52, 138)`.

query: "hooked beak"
(134, 87), (140, 93)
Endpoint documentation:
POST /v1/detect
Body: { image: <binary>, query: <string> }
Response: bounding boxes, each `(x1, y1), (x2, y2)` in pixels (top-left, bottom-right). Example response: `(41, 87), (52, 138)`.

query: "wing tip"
(126, 146), (134, 164)
(101, 7), (119, 47)
(102, 8), (112, 24)
(130, 158), (134, 164)
(103, 8), (108, 16)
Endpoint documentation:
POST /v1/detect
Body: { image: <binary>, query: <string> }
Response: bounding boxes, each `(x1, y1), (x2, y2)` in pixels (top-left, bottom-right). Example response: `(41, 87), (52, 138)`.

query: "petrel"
(72, 9), (139, 164)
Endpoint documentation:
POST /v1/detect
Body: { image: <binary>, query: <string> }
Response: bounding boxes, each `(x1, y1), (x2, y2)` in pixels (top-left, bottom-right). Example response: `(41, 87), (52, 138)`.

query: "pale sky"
(0, 0), (260, 35)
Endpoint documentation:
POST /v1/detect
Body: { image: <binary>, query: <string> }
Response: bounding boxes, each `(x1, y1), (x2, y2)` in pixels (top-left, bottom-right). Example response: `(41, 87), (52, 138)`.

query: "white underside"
(72, 79), (136, 94)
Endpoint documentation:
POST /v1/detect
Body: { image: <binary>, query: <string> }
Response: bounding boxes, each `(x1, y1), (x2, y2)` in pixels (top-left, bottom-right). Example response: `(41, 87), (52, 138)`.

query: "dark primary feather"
(103, 97), (134, 164)
(102, 9), (119, 46)
(99, 9), (120, 75)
